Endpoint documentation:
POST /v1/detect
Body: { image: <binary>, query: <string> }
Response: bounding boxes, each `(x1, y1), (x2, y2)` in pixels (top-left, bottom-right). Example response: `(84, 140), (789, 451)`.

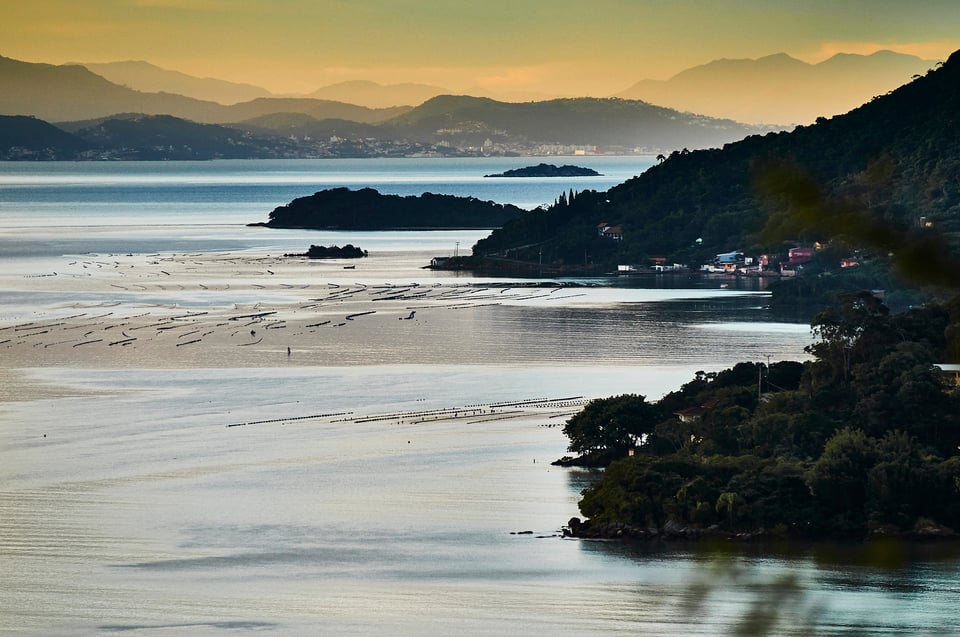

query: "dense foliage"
(566, 292), (960, 539)
(561, 393), (658, 465)
(484, 163), (601, 178)
(259, 187), (524, 230)
(285, 244), (368, 259)
(475, 51), (960, 281)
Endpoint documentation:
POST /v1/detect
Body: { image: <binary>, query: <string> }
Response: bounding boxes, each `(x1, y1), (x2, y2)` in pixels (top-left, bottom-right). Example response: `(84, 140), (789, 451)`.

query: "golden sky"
(3, 0), (960, 95)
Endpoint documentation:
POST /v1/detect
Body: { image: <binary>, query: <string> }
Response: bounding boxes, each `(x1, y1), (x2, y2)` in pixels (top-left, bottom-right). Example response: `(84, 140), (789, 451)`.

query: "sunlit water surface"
(1, 159), (957, 636)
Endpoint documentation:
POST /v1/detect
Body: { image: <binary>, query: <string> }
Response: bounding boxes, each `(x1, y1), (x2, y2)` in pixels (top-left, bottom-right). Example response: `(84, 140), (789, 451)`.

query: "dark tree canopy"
(483, 163), (601, 178)
(285, 244), (368, 259)
(257, 187), (524, 230)
(566, 294), (960, 540)
(562, 394), (658, 462)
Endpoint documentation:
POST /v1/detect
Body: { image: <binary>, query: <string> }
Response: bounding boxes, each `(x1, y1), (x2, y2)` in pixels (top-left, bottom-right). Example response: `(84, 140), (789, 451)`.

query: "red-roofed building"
(600, 224), (623, 241)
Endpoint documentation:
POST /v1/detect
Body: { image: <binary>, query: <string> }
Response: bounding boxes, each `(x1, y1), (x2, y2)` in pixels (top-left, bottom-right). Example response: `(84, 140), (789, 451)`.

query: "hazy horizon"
(3, 1), (959, 98)
(57, 49), (942, 98)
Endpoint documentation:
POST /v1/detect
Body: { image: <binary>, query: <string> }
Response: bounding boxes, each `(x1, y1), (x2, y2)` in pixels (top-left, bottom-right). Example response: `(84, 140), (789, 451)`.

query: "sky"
(3, 0), (960, 95)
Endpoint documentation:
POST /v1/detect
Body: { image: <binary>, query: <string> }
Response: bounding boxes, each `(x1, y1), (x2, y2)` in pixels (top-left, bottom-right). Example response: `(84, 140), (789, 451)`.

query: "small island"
(285, 244), (367, 259)
(249, 187), (524, 230)
(483, 163), (601, 178)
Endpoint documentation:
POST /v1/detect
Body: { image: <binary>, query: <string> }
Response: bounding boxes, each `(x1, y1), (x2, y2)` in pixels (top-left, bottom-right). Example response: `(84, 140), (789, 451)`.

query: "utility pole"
(759, 354), (771, 399)
(758, 363), (763, 400)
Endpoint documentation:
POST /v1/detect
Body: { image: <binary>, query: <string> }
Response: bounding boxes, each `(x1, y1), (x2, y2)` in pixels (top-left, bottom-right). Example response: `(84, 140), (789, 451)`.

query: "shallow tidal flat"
(2, 249), (802, 375)
(2, 251), (588, 370)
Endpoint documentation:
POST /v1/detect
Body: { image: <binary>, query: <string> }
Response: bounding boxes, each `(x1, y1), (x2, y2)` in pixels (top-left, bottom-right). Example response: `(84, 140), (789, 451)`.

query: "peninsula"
(559, 292), (960, 542)
(483, 163), (601, 178)
(249, 187), (524, 230)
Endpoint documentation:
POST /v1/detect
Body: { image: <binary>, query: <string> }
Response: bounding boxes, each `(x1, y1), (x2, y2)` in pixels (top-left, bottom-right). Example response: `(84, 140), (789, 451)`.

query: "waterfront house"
(673, 399), (719, 423)
(935, 364), (960, 392)
(596, 223), (623, 241)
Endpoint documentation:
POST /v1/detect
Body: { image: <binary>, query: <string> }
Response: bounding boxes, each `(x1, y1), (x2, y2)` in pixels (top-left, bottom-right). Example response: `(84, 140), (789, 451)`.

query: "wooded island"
(251, 187), (524, 230)
(483, 163), (601, 178)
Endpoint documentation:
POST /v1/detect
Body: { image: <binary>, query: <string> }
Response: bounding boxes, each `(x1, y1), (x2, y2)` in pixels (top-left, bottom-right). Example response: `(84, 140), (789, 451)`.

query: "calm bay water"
(1, 158), (958, 635)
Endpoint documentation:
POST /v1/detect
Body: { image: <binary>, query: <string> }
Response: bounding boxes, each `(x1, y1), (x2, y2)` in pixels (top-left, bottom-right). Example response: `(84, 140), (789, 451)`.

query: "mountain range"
(303, 80), (450, 109)
(80, 60), (272, 105)
(3, 50), (935, 125)
(0, 55), (408, 125)
(77, 61), (558, 108)
(0, 50), (941, 159)
(75, 51), (935, 125)
(0, 53), (775, 159)
(616, 50), (935, 125)
(0, 90), (769, 160)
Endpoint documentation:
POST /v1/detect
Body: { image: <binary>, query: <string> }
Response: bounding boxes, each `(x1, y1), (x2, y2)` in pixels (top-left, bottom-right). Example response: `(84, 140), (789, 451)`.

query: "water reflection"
(573, 532), (960, 635)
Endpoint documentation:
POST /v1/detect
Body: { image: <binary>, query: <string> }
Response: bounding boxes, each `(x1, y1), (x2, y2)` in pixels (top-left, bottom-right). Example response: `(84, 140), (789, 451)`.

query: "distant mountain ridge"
(0, 53), (778, 158)
(0, 113), (302, 160)
(77, 62), (555, 108)
(4, 90), (770, 160)
(380, 94), (772, 153)
(304, 80), (449, 108)
(616, 50), (937, 124)
(1, 50), (939, 128)
(0, 55), (408, 124)
(81, 60), (273, 105)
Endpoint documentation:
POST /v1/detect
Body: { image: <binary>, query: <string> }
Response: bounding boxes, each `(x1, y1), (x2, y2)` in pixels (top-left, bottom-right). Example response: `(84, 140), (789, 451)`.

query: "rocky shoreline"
(563, 516), (959, 542)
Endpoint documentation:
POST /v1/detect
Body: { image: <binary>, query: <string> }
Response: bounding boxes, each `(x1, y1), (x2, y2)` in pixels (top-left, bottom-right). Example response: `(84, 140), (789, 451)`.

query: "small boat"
(343, 265), (356, 269)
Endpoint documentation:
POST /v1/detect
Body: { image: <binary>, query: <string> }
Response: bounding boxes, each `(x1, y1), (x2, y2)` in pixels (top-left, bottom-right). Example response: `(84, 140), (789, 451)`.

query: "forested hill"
(255, 187), (524, 230)
(474, 50), (960, 274)
(383, 95), (769, 152)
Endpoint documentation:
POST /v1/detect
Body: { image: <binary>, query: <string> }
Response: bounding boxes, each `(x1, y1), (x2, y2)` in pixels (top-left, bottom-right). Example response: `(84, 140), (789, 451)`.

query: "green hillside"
(473, 51), (960, 290)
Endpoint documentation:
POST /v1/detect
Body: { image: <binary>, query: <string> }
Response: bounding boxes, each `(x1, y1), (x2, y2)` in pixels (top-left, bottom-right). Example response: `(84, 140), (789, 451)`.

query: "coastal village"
(598, 221), (855, 277)
(615, 246), (828, 277)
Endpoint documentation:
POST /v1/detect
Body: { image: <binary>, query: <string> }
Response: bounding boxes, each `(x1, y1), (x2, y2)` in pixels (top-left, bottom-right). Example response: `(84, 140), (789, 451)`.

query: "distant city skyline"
(3, 0), (959, 96)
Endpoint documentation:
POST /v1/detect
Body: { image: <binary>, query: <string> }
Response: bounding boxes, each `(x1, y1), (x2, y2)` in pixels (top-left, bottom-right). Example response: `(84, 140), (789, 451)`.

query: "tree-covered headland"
(562, 292), (960, 540)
